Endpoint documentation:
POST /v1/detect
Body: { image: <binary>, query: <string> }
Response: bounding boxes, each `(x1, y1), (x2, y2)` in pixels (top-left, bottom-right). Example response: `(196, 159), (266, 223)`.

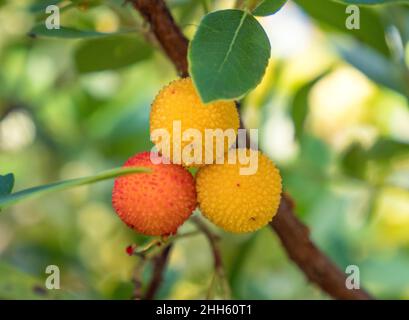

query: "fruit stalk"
(130, 0), (373, 300)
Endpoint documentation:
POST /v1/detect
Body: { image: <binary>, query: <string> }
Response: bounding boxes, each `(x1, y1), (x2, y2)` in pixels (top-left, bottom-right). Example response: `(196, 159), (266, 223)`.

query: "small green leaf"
(334, 37), (407, 96)
(28, 24), (114, 39)
(0, 173), (14, 196)
(74, 35), (153, 73)
(341, 139), (409, 179)
(189, 9), (271, 103)
(367, 138), (409, 161)
(252, 0), (288, 16)
(341, 143), (368, 180)
(290, 72), (328, 140)
(0, 167), (149, 212)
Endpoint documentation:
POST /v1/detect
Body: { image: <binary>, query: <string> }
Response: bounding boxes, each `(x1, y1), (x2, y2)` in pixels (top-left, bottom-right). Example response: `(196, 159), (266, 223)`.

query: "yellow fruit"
(150, 78), (240, 167)
(196, 149), (282, 233)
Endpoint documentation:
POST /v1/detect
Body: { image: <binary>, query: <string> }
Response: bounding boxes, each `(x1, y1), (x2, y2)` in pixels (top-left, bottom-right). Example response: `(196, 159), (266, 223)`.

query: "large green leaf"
(28, 25), (114, 39)
(74, 35), (153, 73)
(189, 9), (271, 103)
(0, 167), (149, 212)
(252, 0), (288, 16)
(295, 0), (390, 57)
(0, 173), (14, 197)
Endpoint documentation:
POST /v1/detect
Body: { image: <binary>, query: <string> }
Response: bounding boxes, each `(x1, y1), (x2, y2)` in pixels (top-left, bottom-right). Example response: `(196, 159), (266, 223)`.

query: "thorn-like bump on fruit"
(196, 149), (282, 233)
(150, 78), (240, 167)
(112, 152), (197, 236)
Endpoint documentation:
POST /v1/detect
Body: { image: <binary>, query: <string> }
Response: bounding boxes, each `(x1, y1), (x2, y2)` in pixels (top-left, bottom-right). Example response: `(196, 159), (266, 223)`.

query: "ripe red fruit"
(112, 152), (197, 236)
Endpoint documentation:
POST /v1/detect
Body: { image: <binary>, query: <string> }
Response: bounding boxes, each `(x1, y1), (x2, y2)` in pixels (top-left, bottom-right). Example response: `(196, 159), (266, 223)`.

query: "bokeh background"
(0, 0), (409, 299)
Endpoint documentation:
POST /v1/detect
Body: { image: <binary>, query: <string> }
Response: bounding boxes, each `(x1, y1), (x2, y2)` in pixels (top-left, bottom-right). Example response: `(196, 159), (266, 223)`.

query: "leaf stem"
(0, 167), (150, 211)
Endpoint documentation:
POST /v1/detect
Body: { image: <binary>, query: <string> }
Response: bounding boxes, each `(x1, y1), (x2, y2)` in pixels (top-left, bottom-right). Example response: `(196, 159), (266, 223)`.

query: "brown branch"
(130, 0), (373, 300)
(131, 258), (146, 300)
(144, 244), (172, 300)
(271, 194), (372, 300)
(130, 0), (189, 77)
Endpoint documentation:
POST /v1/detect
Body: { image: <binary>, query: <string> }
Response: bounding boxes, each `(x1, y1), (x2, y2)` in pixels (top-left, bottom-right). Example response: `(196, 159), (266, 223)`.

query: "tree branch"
(130, 0), (373, 300)
(144, 244), (172, 300)
(271, 194), (372, 299)
(131, 258), (146, 300)
(130, 0), (189, 77)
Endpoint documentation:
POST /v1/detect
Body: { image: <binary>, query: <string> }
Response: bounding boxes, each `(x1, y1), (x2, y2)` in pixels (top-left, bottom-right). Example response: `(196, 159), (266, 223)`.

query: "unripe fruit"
(112, 152), (197, 236)
(150, 78), (240, 167)
(196, 149), (282, 233)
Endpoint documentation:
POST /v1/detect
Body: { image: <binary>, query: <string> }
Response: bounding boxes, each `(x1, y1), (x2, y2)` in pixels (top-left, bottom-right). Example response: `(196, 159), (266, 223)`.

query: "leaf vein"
(217, 11), (248, 73)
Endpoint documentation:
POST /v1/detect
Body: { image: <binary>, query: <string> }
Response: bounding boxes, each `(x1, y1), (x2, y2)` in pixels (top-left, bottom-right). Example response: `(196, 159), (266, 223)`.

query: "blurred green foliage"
(0, 0), (408, 300)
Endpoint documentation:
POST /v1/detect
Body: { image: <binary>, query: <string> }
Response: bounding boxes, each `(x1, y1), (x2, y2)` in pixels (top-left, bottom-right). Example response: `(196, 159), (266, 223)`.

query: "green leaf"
(74, 35), (153, 73)
(0, 173), (14, 197)
(341, 139), (409, 179)
(295, 0), (390, 57)
(189, 9), (271, 103)
(333, 37), (408, 96)
(253, 0), (288, 16)
(290, 72), (329, 140)
(367, 138), (409, 161)
(0, 262), (80, 299)
(28, 24), (114, 39)
(333, 0), (409, 4)
(341, 143), (368, 179)
(0, 267), (46, 300)
(0, 167), (149, 212)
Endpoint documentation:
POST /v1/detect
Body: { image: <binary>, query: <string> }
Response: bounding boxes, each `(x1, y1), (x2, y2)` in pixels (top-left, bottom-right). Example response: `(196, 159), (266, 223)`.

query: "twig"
(144, 244), (173, 300)
(129, 231), (199, 300)
(192, 217), (231, 299)
(206, 271), (217, 300)
(130, 0), (374, 300)
(131, 257), (146, 300)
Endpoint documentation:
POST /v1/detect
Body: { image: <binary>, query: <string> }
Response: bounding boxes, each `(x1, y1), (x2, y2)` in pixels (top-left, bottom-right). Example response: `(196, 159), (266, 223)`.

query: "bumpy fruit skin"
(196, 149), (282, 233)
(150, 78), (240, 167)
(112, 152), (197, 236)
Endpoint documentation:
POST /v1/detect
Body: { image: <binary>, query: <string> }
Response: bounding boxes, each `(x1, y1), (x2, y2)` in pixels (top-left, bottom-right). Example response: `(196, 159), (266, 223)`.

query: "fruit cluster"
(112, 78), (282, 236)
